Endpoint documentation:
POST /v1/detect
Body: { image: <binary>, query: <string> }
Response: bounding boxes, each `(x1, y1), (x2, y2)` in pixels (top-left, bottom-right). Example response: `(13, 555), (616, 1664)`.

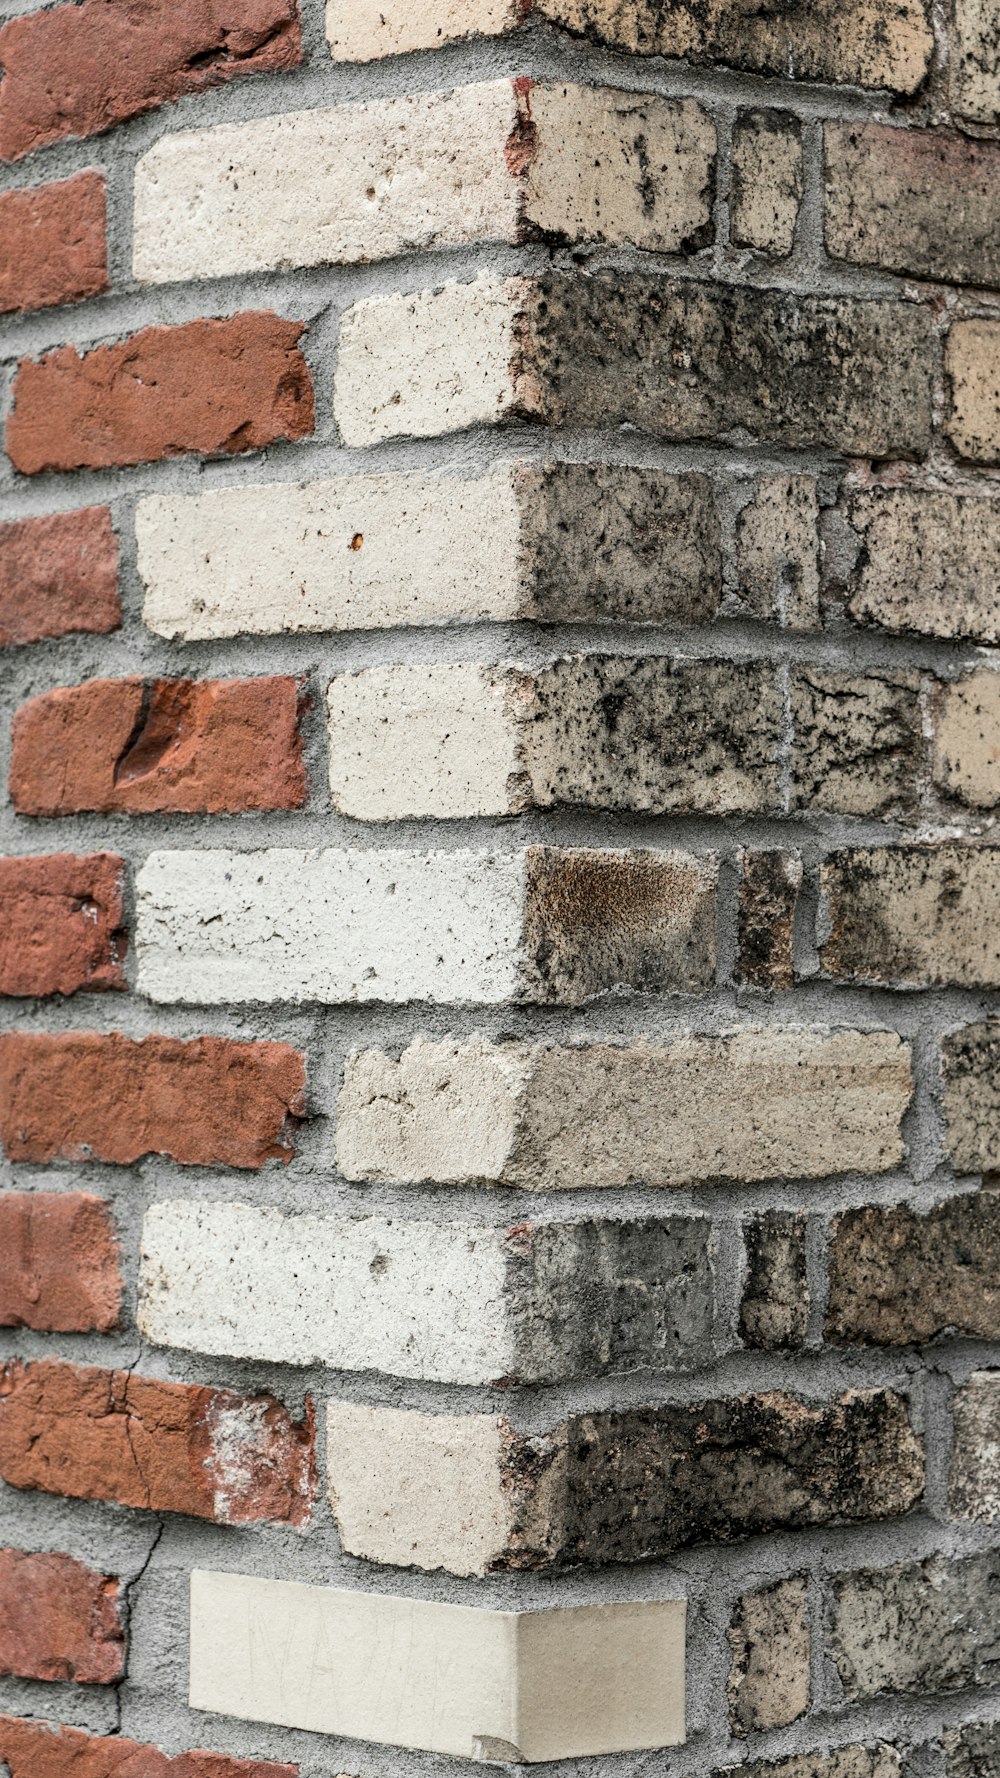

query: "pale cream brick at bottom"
(189, 1571), (685, 1761)
(135, 846), (717, 1006)
(336, 1030), (911, 1189)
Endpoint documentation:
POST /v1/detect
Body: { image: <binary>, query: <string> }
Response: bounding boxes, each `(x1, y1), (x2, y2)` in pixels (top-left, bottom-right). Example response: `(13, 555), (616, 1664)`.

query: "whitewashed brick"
(189, 1570), (686, 1760)
(336, 1030), (912, 1188)
(135, 846), (718, 1006)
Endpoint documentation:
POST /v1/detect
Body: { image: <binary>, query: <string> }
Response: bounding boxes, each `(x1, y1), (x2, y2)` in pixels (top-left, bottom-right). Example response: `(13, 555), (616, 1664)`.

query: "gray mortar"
(1, 0), (1000, 1774)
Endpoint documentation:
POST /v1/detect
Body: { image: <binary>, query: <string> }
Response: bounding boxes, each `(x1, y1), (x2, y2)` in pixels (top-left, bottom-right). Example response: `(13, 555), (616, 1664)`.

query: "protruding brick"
(727, 1578), (810, 1733)
(0, 1194), (121, 1332)
(946, 321), (1000, 463)
(0, 174), (107, 314)
(735, 477), (821, 629)
(941, 1021), (1000, 1176)
(10, 677), (306, 815)
(0, 1033), (306, 1169)
(790, 669), (922, 817)
(821, 846), (1000, 988)
(0, 1717), (300, 1776)
(0, 854), (126, 997)
(933, 671), (1000, 807)
(740, 1212), (809, 1349)
(338, 1031), (910, 1190)
(830, 1552), (1000, 1699)
(326, 1389), (922, 1575)
(7, 313), (313, 475)
(948, 1372), (1000, 1521)
(845, 488), (1000, 644)
(737, 852), (801, 990)
(825, 123), (1000, 287)
(0, 0), (301, 161)
(335, 274), (934, 459)
(133, 82), (715, 282)
(731, 113), (803, 256)
(136, 846), (718, 1006)
(326, 0), (933, 95)
(136, 463), (723, 640)
(139, 1201), (716, 1385)
(0, 1358), (316, 1526)
(0, 507), (119, 648)
(827, 1193), (1000, 1345)
(951, 0), (999, 121)
(0, 1550), (124, 1685)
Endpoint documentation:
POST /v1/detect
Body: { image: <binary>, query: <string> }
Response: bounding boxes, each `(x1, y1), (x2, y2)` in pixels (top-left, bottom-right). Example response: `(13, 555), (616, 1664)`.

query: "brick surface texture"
(1, 0), (998, 1770)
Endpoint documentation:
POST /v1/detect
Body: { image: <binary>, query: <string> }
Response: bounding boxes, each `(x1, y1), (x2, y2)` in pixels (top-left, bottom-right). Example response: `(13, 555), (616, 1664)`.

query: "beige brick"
(951, 0), (1000, 122)
(727, 1577), (810, 1734)
(731, 112), (803, 257)
(336, 1030), (911, 1189)
(827, 1193), (1000, 1345)
(933, 671), (1000, 807)
(947, 321), (1000, 463)
(948, 1372), (1000, 1521)
(736, 477), (821, 628)
(737, 852), (802, 991)
(846, 488), (1000, 644)
(327, 0), (521, 60)
(821, 845), (1000, 988)
(941, 1019), (1000, 1175)
(830, 1552), (1000, 1700)
(790, 668), (922, 817)
(825, 123), (1000, 287)
(740, 1211), (809, 1349)
(713, 1755), (900, 1778)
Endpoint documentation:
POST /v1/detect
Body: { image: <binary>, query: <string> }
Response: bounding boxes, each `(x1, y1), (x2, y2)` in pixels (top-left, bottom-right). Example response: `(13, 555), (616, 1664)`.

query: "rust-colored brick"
(0, 1193), (121, 1333)
(0, 854), (126, 997)
(10, 676), (307, 815)
(7, 313), (314, 474)
(0, 1032), (307, 1168)
(0, 507), (119, 648)
(0, 1550), (124, 1685)
(0, 1359), (317, 1527)
(0, 0), (301, 161)
(0, 174), (107, 314)
(0, 1719), (298, 1777)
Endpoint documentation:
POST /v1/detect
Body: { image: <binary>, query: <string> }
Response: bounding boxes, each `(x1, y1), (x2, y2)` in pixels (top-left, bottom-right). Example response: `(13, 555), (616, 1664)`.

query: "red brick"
(6, 313), (314, 474)
(0, 174), (107, 314)
(0, 1550), (124, 1685)
(0, 1719), (297, 1777)
(0, 1193), (121, 1333)
(0, 1359), (316, 1527)
(0, 0), (301, 162)
(0, 508), (119, 648)
(0, 1032), (306, 1169)
(10, 676), (307, 815)
(0, 854), (126, 997)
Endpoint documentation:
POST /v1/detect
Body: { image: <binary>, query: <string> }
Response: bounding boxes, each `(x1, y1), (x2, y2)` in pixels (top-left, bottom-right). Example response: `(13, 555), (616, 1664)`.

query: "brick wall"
(1, 0), (999, 1773)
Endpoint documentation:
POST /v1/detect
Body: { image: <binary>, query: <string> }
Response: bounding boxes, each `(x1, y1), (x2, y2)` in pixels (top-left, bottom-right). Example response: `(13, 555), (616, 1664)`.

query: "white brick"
(327, 0), (520, 61)
(135, 846), (718, 1006)
(336, 1030), (912, 1188)
(189, 1569), (686, 1760)
(133, 82), (714, 282)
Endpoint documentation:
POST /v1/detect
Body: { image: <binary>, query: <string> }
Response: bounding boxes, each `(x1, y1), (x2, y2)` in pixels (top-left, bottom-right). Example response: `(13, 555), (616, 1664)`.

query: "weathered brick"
(328, 657), (784, 819)
(0, 507), (119, 648)
(0, 1033), (306, 1169)
(133, 82), (715, 282)
(947, 1725), (1000, 1778)
(0, 0), (301, 161)
(136, 463), (723, 640)
(7, 314), (313, 475)
(845, 488), (1000, 644)
(790, 669), (922, 817)
(948, 1372), (1000, 1521)
(10, 676), (306, 815)
(933, 671), (1000, 807)
(337, 1032), (911, 1189)
(728, 1578), (810, 1734)
(0, 174), (107, 314)
(327, 0), (933, 95)
(0, 1358), (316, 1526)
(0, 1550), (124, 1685)
(707, 1750), (899, 1778)
(830, 1552), (1000, 1699)
(0, 1194), (121, 1332)
(825, 123), (1000, 287)
(946, 321), (1000, 463)
(821, 846), (1000, 988)
(827, 1193), (1000, 1344)
(737, 852), (801, 990)
(740, 1212), (809, 1349)
(335, 274), (934, 459)
(326, 1389), (923, 1574)
(0, 853), (126, 997)
(951, 0), (1000, 122)
(139, 1201), (717, 1384)
(735, 477), (821, 629)
(941, 1020), (1000, 1175)
(731, 113), (803, 256)
(136, 846), (718, 1006)
(0, 1718), (299, 1777)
